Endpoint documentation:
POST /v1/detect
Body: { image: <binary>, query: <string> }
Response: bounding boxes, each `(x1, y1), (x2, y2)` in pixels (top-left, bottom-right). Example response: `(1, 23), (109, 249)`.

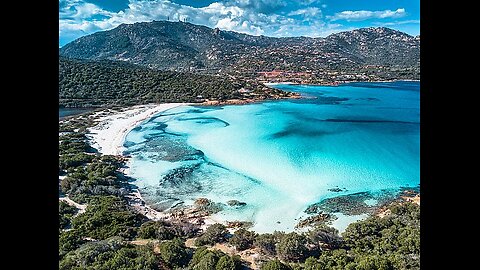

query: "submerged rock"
(305, 192), (374, 216)
(328, 187), (345, 192)
(296, 212), (334, 228)
(305, 204), (323, 215)
(226, 200), (247, 207)
(194, 198), (211, 206)
(227, 221), (253, 229)
(193, 197), (224, 214)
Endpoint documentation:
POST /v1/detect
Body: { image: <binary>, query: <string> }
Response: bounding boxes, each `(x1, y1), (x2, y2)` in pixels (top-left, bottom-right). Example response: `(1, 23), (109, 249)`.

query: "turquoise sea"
(123, 81), (420, 232)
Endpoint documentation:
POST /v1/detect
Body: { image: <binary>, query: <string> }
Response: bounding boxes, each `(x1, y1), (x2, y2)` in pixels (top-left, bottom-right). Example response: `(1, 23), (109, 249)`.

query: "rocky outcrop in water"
(296, 212), (334, 228)
(193, 197), (224, 215)
(306, 192), (374, 216)
(227, 200), (247, 208)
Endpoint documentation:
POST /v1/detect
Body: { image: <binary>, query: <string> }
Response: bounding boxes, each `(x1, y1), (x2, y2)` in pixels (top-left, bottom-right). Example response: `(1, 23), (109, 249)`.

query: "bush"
(158, 238), (191, 268)
(308, 225), (343, 250)
(194, 252), (218, 270)
(59, 230), (85, 258)
(261, 260), (292, 270)
(216, 255), (242, 270)
(170, 220), (200, 238)
(194, 223), (229, 246)
(59, 237), (158, 270)
(59, 201), (78, 229)
(188, 247), (242, 270)
(229, 228), (257, 251)
(59, 152), (94, 170)
(138, 221), (158, 239)
(277, 233), (308, 262)
(71, 196), (143, 240)
(189, 247), (222, 270)
(255, 233), (277, 255)
(138, 221), (175, 240)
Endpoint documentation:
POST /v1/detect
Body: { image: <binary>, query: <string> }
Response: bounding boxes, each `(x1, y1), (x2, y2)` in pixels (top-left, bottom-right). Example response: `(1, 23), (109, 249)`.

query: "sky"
(59, 0), (420, 47)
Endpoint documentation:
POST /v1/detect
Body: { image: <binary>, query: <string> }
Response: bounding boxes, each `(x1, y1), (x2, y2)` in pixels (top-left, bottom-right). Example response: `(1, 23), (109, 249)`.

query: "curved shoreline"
(86, 102), (227, 229)
(84, 97), (419, 233)
(87, 103), (187, 156)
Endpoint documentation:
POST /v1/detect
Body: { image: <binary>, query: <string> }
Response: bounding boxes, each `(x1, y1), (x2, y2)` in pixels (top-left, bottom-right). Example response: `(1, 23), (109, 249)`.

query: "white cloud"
(225, 0), (287, 14)
(59, 0), (113, 20)
(376, 20), (420, 26)
(61, 0), (398, 46)
(327, 8), (406, 22)
(288, 7), (321, 17)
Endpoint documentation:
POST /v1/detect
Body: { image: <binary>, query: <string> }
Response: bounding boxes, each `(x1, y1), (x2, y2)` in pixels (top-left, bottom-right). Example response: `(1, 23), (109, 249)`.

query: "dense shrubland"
(59, 57), (286, 108)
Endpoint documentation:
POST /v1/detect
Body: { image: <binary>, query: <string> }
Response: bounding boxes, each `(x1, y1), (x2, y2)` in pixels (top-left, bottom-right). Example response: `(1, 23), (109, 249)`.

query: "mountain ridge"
(60, 20), (420, 83)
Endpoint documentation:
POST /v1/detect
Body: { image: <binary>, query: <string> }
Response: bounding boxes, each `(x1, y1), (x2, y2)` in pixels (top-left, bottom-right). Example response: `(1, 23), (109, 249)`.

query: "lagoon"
(124, 81), (420, 232)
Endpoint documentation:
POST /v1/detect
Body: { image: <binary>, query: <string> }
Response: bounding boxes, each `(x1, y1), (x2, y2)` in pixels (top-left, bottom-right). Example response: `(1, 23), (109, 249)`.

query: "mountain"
(59, 57), (295, 108)
(60, 21), (420, 82)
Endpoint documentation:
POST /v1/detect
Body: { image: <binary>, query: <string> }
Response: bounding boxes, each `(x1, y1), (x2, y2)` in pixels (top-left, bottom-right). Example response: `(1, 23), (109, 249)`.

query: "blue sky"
(59, 0), (420, 47)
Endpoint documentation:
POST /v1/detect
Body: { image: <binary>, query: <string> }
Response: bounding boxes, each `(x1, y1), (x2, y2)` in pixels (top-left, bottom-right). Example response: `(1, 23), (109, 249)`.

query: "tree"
(255, 233), (277, 255)
(158, 238), (190, 268)
(71, 196), (142, 240)
(215, 255), (242, 270)
(190, 249), (221, 270)
(304, 256), (322, 270)
(195, 223), (229, 246)
(59, 230), (85, 258)
(59, 237), (158, 270)
(138, 221), (157, 239)
(194, 252), (218, 270)
(59, 201), (78, 229)
(229, 228), (257, 251)
(261, 260), (292, 270)
(277, 232), (308, 262)
(308, 225), (343, 250)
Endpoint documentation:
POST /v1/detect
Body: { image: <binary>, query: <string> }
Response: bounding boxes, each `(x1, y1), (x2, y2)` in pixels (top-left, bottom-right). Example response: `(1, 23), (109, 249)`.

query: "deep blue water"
(124, 81), (420, 232)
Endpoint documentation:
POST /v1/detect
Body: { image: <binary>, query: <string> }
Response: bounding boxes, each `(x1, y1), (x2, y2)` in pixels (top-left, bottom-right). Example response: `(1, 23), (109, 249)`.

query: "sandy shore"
(86, 102), (226, 228)
(87, 103), (185, 156)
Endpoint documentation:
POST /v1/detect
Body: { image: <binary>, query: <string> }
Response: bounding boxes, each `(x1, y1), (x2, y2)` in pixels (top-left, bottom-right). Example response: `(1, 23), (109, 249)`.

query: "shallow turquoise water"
(124, 81), (420, 232)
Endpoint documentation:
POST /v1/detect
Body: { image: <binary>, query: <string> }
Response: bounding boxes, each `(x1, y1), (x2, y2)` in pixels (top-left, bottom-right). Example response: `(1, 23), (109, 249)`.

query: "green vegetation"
(307, 225), (343, 250)
(188, 247), (242, 270)
(59, 201), (78, 229)
(158, 238), (191, 268)
(277, 232), (309, 262)
(229, 228), (257, 251)
(71, 196), (144, 240)
(194, 223), (229, 246)
(59, 153), (129, 204)
(254, 232), (277, 255)
(216, 255), (242, 270)
(59, 237), (158, 270)
(274, 203), (420, 270)
(59, 57), (288, 108)
(59, 230), (85, 258)
(137, 220), (174, 240)
(261, 260), (292, 270)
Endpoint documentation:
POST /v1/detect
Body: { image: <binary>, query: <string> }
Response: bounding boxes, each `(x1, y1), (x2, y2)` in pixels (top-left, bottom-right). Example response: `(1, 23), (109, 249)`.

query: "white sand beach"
(88, 103), (185, 156)
(85, 102), (223, 226)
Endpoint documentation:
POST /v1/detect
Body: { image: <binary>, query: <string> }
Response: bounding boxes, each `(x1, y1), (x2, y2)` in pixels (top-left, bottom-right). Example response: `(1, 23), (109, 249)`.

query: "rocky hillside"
(60, 21), (420, 82)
